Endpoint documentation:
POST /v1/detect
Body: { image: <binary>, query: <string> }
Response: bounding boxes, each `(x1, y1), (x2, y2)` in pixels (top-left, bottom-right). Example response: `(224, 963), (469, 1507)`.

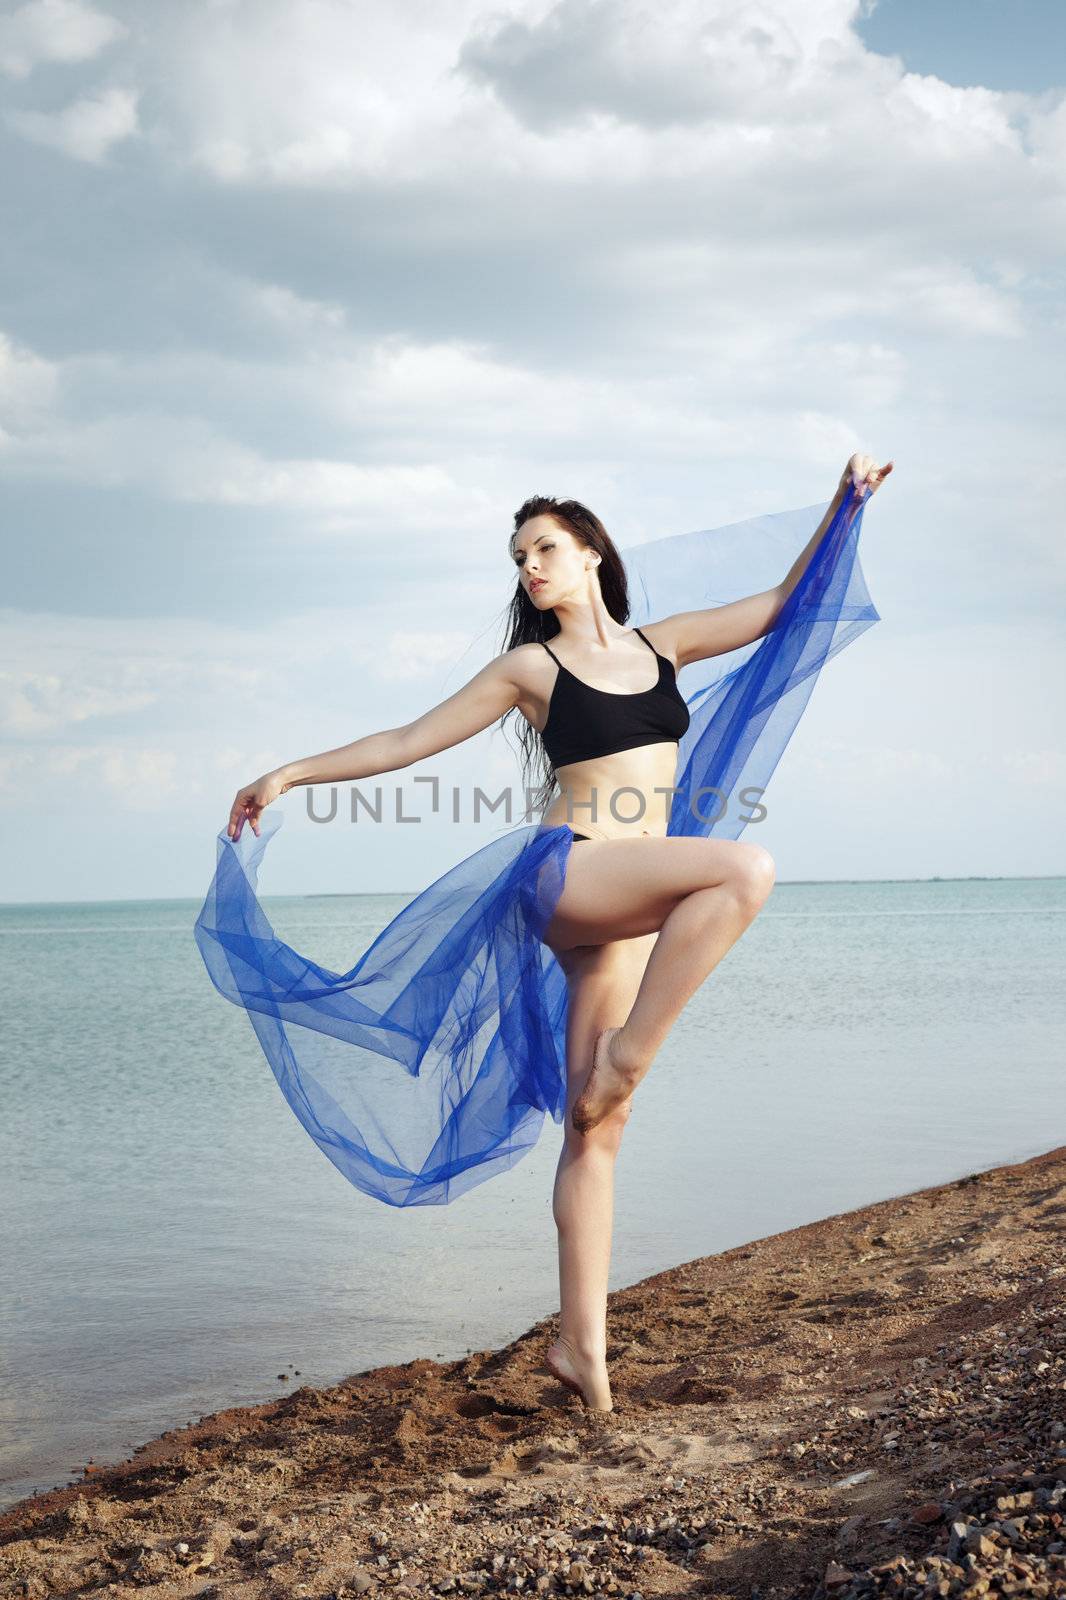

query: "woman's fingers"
(228, 789), (254, 842)
(847, 453), (895, 495)
(226, 771), (285, 840)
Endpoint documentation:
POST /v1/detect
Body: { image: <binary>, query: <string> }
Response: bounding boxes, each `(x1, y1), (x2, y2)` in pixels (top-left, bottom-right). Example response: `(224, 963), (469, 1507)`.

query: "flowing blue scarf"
(194, 484), (879, 1206)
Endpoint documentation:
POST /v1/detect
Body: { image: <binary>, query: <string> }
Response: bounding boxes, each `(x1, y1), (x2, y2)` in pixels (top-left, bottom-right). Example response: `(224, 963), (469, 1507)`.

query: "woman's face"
(511, 516), (593, 608)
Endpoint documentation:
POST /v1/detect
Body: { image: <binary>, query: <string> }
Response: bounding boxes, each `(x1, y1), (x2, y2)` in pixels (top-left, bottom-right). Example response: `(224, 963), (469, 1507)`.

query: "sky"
(1, 0), (1064, 902)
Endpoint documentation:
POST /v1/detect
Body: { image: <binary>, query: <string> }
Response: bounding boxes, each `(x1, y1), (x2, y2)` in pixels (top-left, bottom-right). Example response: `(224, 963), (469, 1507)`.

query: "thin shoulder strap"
(632, 626), (656, 654)
(540, 639), (563, 667)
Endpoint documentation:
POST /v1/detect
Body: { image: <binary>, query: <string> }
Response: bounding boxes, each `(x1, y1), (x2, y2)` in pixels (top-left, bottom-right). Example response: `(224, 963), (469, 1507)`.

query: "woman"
(200, 451), (891, 1415)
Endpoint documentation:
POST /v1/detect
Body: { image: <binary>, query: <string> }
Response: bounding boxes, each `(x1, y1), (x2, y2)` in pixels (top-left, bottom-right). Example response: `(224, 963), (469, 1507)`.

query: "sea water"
(1, 876), (1063, 1511)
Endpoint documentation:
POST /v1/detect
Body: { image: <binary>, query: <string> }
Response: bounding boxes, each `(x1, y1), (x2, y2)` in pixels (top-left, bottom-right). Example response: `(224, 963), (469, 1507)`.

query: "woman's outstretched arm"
(652, 452), (893, 671)
(226, 649), (529, 841)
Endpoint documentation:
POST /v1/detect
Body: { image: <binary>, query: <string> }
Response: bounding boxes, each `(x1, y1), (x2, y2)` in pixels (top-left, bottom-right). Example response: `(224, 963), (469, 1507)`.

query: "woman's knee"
(730, 842), (776, 911)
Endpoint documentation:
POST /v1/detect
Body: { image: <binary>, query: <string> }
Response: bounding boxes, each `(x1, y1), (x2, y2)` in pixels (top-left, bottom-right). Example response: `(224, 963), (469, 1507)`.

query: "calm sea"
(1, 876), (1063, 1513)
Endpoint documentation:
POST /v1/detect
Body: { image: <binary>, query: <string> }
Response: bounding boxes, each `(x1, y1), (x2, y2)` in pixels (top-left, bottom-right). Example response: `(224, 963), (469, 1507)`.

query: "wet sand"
(2, 1145), (1063, 1599)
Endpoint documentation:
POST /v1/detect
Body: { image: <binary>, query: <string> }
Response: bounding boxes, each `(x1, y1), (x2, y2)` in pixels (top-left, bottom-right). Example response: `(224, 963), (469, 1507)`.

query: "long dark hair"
(498, 494), (632, 817)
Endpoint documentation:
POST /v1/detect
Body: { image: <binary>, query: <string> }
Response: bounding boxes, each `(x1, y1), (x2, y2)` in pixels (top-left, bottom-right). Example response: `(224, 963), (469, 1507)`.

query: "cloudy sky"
(1, 0), (1064, 902)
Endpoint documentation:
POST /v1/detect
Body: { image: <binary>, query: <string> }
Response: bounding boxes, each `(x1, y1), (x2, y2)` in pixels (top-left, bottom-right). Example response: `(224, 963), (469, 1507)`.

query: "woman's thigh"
(543, 834), (773, 954)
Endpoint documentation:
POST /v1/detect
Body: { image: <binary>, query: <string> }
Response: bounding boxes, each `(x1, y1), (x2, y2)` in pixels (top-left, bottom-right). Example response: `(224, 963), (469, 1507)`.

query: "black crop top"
(538, 626), (690, 769)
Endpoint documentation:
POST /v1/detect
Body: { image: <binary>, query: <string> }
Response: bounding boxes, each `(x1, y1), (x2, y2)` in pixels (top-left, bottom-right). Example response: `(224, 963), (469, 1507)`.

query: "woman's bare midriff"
(539, 742), (681, 842)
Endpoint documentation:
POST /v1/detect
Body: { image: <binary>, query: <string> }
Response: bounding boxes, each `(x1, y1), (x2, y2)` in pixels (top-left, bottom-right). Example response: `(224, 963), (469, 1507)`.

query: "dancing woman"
(216, 451), (892, 1414)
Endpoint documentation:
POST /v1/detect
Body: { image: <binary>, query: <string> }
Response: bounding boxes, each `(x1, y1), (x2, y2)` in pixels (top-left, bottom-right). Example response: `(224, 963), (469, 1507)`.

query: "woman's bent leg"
(543, 834), (775, 950)
(547, 934), (657, 1410)
(544, 836), (776, 1132)
(588, 863), (774, 1121)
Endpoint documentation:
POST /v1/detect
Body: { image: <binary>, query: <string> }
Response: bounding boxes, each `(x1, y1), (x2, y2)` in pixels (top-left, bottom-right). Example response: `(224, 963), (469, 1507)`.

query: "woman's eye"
(515, 543), (553, 566)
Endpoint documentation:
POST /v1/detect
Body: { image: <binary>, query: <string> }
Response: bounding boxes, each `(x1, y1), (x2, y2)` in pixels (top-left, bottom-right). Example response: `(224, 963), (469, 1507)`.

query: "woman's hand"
(227, 769), (289, 842)
(839, 452), (893, 499)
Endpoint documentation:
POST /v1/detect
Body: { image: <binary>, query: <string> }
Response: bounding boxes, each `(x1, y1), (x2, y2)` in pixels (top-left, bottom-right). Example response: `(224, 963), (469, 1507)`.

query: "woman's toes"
(572, 1027), (637, 1135)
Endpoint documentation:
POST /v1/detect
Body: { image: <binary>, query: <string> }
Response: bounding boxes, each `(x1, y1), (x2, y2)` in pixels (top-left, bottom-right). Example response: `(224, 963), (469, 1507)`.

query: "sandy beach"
(2, 1145), (1062, 1599)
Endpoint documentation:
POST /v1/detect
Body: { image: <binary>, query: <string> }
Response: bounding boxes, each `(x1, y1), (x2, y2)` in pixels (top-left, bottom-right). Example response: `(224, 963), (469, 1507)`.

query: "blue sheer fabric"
(194, 482), (879, 1206)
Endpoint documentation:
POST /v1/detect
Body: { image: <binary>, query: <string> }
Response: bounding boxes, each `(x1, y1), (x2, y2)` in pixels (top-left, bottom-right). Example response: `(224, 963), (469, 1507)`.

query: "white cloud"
(0, 739), (178, 807)
(386, 630), (477, 682)
(456, 0), (872, 131)
(0, 406), (483, 518)
(244, 281), (348, 336)
(0, 0), (125, 79)
(0, 331), (59, 431)
(114, 0), (1060, 217)
(786, 620), (1066, 807)
(0, 605), (498, 815)
(0, 670), (157, 736)
(145, 0), (490, 184)
(6, 83), (139, 162)
(0, 305), (1050, 573)
(1027, 92), (1066, 171)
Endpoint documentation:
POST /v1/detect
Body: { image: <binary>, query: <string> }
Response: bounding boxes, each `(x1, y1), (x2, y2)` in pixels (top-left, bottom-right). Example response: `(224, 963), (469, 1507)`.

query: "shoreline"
(3, 873), (1065, 910)
(2, 1145), (1063, 1598)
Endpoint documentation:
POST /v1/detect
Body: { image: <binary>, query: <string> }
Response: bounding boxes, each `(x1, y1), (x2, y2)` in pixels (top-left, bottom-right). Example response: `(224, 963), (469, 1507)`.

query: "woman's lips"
(529, 580), (547, 593)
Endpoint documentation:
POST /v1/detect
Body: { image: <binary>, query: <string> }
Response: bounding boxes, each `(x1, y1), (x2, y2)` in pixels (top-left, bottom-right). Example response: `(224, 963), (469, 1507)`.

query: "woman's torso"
(517, 623), (689, 843)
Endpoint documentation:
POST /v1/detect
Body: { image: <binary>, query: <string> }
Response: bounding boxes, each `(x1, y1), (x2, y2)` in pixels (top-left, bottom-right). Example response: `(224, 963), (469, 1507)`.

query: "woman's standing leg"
(545, 932), (658, 1411)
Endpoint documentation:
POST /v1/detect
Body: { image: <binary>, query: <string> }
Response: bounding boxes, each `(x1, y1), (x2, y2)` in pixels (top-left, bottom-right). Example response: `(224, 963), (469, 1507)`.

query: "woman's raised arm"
(651, 453), (893, 672)
(226, 651), (527, 841)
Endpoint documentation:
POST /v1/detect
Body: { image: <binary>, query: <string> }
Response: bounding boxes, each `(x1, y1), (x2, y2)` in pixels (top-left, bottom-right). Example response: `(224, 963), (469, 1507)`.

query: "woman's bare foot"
(544, 1337), (613, 1411)
(570, 1026), (642, 1136)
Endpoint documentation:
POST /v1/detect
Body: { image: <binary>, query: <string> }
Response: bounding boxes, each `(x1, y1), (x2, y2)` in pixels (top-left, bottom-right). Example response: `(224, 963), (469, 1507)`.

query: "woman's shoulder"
(631, 617), (681, 669)
(502, 639), (552, 668)
(489, 639), (552, 694)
